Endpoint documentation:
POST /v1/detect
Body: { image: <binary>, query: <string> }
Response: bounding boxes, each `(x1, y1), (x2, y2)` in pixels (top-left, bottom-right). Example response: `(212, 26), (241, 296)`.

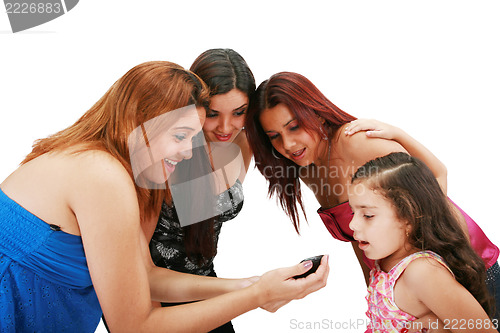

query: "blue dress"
(0, 188), (101, 332)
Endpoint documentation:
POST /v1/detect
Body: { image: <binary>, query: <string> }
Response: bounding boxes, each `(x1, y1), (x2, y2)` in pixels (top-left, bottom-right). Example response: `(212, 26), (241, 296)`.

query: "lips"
(163, 158), (179, 173)
(290, 148), (306, 160)
(214, 133), (232, 142)
(357, 240), (370, 251)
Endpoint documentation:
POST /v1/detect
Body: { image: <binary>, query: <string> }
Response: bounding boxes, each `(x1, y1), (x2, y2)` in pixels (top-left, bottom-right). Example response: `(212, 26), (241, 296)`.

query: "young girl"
(348, 152), (496, 332)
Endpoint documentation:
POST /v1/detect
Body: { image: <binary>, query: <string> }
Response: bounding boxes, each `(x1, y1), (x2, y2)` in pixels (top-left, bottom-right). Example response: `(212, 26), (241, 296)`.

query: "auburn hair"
(352, 152), (494, 316)
(23, 61), (209, 225)
(245, 72), (356, 232)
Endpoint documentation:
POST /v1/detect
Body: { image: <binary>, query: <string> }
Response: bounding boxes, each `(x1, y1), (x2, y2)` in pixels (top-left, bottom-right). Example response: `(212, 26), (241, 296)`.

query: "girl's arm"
(345, 119), (448, 194)
(400, 258), (496, 333)
(70, 151), (329, 332)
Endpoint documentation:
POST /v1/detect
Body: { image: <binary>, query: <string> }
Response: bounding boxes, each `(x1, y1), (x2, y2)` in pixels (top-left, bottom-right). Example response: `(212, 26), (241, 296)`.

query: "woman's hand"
(344, 118), (448, 193)
(254, 255), (329, 312)
(345, 118), (402, 140)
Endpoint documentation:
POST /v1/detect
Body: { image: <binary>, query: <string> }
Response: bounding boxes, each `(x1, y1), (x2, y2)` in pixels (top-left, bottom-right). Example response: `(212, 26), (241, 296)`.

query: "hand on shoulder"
(337, 123), (407, 167)
(344, 118), (403, 140)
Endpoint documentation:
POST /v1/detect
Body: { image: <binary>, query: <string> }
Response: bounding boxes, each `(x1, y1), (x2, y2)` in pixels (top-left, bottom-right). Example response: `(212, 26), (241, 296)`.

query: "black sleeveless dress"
(149, 179), (244, 332)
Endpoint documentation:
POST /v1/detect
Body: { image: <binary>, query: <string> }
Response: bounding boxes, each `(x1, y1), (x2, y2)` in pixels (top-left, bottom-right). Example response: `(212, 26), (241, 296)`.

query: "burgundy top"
(317, 199), (499, 270)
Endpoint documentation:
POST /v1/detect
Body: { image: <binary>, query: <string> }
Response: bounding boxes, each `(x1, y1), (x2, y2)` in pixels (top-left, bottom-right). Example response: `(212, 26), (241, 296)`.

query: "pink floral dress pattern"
(365, 251), (453, 333)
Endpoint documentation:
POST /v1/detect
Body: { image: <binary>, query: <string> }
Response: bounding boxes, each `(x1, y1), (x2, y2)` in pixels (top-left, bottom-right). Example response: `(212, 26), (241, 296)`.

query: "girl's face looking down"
(259, 103), (325, 167)
(136, 107), (205, 185)
(203, 88), (248, 143)
(349, 181), (413, 268)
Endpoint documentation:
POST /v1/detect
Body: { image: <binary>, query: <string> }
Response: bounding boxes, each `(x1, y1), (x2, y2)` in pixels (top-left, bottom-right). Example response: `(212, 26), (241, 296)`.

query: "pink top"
(317, 199), (499, 269)
(365, 251), (452, 333)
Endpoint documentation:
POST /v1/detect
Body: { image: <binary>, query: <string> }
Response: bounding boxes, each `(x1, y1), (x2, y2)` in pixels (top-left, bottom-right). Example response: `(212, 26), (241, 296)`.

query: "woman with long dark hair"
(149, 49), (256, 332)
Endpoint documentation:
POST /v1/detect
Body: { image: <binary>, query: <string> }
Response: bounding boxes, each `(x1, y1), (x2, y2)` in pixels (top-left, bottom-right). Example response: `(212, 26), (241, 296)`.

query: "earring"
(320, 126), (328, 140)
(271, 147), (281, 159)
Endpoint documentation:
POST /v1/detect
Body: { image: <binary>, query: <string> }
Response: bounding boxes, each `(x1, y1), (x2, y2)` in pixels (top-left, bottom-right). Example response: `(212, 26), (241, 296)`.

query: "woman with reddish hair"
(245, 71), (500, 322)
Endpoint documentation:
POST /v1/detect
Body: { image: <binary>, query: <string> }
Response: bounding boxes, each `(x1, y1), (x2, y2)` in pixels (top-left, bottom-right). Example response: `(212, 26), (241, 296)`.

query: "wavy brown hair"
(352, 152), (494, 316)
(245, 72), (356, 232)
(175, 49), (256, 263)
(23, 61), (209, 225)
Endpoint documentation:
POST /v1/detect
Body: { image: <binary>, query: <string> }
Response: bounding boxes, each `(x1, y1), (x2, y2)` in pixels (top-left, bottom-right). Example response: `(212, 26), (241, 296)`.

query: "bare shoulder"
(63, 149), (138, 210)
(336, 128), (406, 165)
(69, 150), (132, 185)
(400, 256), (455, 291)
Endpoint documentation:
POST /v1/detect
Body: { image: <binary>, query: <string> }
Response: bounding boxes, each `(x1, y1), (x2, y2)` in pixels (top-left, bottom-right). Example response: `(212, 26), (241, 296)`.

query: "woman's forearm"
(148, 266), (253, 302)
(392, 128), (448, 193)
(143, 284), (261, 332)
(346, 119), (448, 193)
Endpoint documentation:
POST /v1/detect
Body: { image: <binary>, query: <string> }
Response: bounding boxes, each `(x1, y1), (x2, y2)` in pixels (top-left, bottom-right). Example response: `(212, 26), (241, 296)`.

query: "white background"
(1, 1), (499, 332)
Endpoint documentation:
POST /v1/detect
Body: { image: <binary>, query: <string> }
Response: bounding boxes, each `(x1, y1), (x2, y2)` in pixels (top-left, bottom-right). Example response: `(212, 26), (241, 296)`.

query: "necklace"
(324, 138), (332, 207)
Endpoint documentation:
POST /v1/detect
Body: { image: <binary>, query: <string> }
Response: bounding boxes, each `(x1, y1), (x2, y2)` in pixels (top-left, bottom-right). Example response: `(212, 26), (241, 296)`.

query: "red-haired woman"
(245, 71), (500, 322)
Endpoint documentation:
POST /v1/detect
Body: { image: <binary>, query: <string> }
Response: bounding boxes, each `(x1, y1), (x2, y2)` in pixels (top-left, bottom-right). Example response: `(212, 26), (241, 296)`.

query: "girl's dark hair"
(190, 48), (255, 98)
(167, 131), (218, 265)
(352, 152), (494, 316)
(180, 49), (255, 263)
(245, 72), (356, 232)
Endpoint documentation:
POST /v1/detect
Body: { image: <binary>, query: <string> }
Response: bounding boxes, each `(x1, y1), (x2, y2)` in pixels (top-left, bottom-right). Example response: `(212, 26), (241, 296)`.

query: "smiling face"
(132, 106), (205, 186)
(203, 88), (248, 143)
(348, 181), (413, 270)
(259, 103), (326, 166)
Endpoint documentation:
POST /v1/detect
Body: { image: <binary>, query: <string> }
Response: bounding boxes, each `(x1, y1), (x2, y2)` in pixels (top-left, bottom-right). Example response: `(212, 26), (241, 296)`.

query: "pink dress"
(366, 251), (452, 333)
(317, 199), (499, 269)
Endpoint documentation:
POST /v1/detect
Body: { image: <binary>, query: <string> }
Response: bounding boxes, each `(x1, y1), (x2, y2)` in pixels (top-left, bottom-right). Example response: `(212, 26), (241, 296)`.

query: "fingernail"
(303, 260), (312, 269)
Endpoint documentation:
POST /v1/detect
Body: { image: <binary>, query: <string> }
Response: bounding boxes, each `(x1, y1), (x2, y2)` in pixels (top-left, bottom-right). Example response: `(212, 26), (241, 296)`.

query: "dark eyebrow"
(209, 103), (248, 114)
(284, 118), (296, 127)
(264, 118), (296, 134)
(233, 104), (248, 111)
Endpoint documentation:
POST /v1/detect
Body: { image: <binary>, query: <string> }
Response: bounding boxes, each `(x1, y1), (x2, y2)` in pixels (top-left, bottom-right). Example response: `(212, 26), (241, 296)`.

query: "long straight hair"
(352, 152), (494, 316)
(177, 49), (256, 263)
(23, 61), (209, 225)
(246, 72), (356, 232)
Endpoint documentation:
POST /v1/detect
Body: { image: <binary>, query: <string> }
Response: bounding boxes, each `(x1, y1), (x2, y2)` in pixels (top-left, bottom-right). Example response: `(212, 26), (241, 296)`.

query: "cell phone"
(293, 255), (324, 279)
